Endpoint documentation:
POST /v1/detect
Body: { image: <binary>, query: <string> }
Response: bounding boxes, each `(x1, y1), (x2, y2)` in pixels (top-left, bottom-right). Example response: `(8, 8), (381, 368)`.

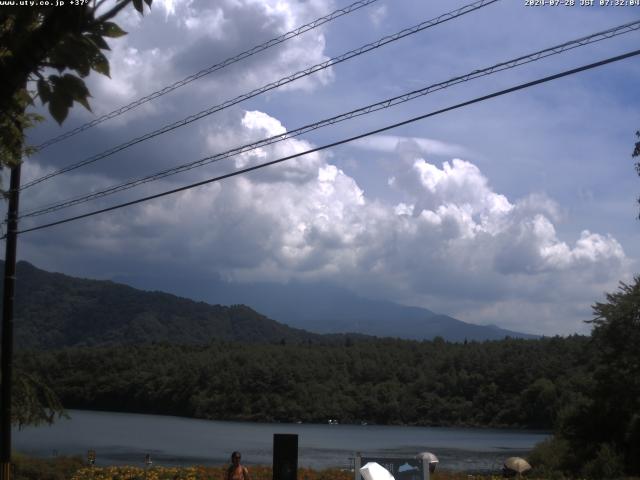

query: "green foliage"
(98, 21), (128, 38)
(635, 131), (640, 218)
(528, 437), (573, 479)
(19, 335), (590, 429)
(581, 443), (625, 480)
(11, 366), (67, 428)
(0, 91), (43, 171)
(588, 277), (640, 475)
(521, 378), (558, 428)
(542, 276), (640, 477)
(0, 0), (152, 171)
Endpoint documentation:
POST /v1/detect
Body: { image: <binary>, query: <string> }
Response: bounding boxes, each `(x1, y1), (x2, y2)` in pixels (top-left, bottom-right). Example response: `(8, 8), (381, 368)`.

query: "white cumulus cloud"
(21, 110), (631, 336)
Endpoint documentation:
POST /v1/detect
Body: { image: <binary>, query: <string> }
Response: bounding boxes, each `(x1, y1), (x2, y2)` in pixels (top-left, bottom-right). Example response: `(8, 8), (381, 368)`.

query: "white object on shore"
(504, 457), (531, 474)
(360, 462), (395, 480)
(416, 451), (438, 480)
(415, 452), (438, 464)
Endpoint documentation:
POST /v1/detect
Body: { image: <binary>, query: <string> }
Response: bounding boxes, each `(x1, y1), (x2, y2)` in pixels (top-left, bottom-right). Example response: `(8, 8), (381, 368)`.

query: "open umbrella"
(504, 457), (531, 474)
(360, 462), (395, 480)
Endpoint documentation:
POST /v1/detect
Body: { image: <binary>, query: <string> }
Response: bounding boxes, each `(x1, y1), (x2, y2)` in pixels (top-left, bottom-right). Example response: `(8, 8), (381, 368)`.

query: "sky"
(10, 0), (640, 336)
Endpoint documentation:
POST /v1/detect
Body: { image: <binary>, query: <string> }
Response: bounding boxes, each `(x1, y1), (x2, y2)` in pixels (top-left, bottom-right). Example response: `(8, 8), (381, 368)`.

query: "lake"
(13, 410), (549, 472)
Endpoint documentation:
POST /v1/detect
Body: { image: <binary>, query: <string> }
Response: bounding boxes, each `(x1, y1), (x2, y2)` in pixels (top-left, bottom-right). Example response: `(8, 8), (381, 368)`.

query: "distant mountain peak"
(114, 270), (539, 342)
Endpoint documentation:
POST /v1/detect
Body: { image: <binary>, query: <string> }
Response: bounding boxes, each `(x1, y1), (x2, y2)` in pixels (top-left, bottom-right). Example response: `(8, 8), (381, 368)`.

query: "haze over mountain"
(115, 271), (539, 341)
(3, 260), (538, 347)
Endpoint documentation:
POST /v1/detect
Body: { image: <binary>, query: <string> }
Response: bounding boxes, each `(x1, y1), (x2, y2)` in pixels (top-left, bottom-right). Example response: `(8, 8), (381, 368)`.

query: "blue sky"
(13, 0), (640, 335)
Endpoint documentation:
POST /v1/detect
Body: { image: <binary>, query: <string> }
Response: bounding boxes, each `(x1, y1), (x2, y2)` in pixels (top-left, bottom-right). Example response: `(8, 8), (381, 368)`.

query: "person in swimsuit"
(226, 451), (250, 480)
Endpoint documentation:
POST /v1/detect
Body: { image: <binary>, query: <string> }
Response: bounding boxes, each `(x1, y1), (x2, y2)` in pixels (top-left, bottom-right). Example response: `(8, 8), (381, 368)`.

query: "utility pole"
(1, 164), (21, 480)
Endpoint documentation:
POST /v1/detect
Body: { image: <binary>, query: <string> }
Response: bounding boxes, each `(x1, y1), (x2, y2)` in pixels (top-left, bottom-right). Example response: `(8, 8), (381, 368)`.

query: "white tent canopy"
(360, 462), (396, 480)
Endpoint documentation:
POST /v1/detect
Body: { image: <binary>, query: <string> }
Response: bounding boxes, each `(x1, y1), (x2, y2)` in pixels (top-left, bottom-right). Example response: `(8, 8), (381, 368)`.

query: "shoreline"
(14, 409), (548, 472)
(46, 407), (552, 434)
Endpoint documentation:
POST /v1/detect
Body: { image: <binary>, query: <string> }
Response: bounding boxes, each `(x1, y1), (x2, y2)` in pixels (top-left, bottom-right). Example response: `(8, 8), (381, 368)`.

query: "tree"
(11, 368), (66, 428)
(587, 277), (640, 475)
(635, 131), (640, 218)
(534, 277), (640, 477)
(0, 0), (153, 431)
(0, 0), (152, 171)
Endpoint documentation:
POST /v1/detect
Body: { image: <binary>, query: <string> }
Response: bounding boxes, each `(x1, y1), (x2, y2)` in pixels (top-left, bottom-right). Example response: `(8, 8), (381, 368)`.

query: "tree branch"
(96, 0), (133, 23)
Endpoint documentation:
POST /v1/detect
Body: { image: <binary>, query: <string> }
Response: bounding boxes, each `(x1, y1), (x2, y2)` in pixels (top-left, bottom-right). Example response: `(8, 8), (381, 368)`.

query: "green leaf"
(48, 95), (69, 125)
(62, 74), (88, 94)
(48, 40), (78, 71)
(133, 0), (144, 14)
(101, 21), (127, 38)
(47, 36), (93, 78)
(75, 95), (91, 112)
(60, 74), (92, 112)
(91, 51), (110, 77)
(74, 37), (100, 77)
(87, 33), (110, 51)
(50, 76), (76, 108)
(37, 79), (52, 104)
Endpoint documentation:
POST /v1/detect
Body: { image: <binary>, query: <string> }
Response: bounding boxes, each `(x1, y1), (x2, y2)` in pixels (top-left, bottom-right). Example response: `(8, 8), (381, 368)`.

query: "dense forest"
(19, 335), (589, 429)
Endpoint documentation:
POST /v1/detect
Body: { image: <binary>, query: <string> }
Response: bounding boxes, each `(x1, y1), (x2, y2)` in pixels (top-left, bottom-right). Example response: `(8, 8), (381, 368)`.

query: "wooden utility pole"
(1, 164), (22, 480)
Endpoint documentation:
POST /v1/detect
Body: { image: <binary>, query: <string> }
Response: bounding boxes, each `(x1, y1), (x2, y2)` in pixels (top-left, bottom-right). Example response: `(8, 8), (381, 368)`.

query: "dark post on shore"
(1, 164), (22, 480)
(273, 434), (298, 480)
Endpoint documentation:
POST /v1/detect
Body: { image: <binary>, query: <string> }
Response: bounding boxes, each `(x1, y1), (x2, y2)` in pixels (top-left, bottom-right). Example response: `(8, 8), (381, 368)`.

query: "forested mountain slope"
(3, 261), (333, 349)
(4, 260), (535, 349)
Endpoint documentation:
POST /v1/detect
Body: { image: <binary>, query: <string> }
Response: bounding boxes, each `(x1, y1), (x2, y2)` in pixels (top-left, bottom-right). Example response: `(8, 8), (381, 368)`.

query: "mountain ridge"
(115, 268), (539, 341)
(4, 260), (334, 350)
(3, 260), (537, 348)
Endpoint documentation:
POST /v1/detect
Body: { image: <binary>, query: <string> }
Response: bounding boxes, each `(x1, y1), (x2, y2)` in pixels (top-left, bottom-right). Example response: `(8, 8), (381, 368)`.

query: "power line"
(13, 48), (640, 237)
(33, 0), (382, 152)
(20, 0), (499, 191)
(19, 19), (640, 219)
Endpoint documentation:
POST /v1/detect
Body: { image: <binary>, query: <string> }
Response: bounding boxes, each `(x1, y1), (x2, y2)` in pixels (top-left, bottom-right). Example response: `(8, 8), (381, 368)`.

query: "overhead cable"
(12, 48), (640, 237)
(19, 19), (640, 219)
(33, 0), (382, 151)
(20, 0), (499, 191)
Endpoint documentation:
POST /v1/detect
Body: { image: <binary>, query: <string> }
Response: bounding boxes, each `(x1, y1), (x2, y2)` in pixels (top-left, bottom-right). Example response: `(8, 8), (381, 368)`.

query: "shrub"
(528, 437), (571, 479)
(581, 443), (625, 479)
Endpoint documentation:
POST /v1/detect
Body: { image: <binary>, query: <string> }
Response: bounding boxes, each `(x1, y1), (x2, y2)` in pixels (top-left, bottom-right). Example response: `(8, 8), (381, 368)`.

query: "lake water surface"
(14, 410), (548, 472)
